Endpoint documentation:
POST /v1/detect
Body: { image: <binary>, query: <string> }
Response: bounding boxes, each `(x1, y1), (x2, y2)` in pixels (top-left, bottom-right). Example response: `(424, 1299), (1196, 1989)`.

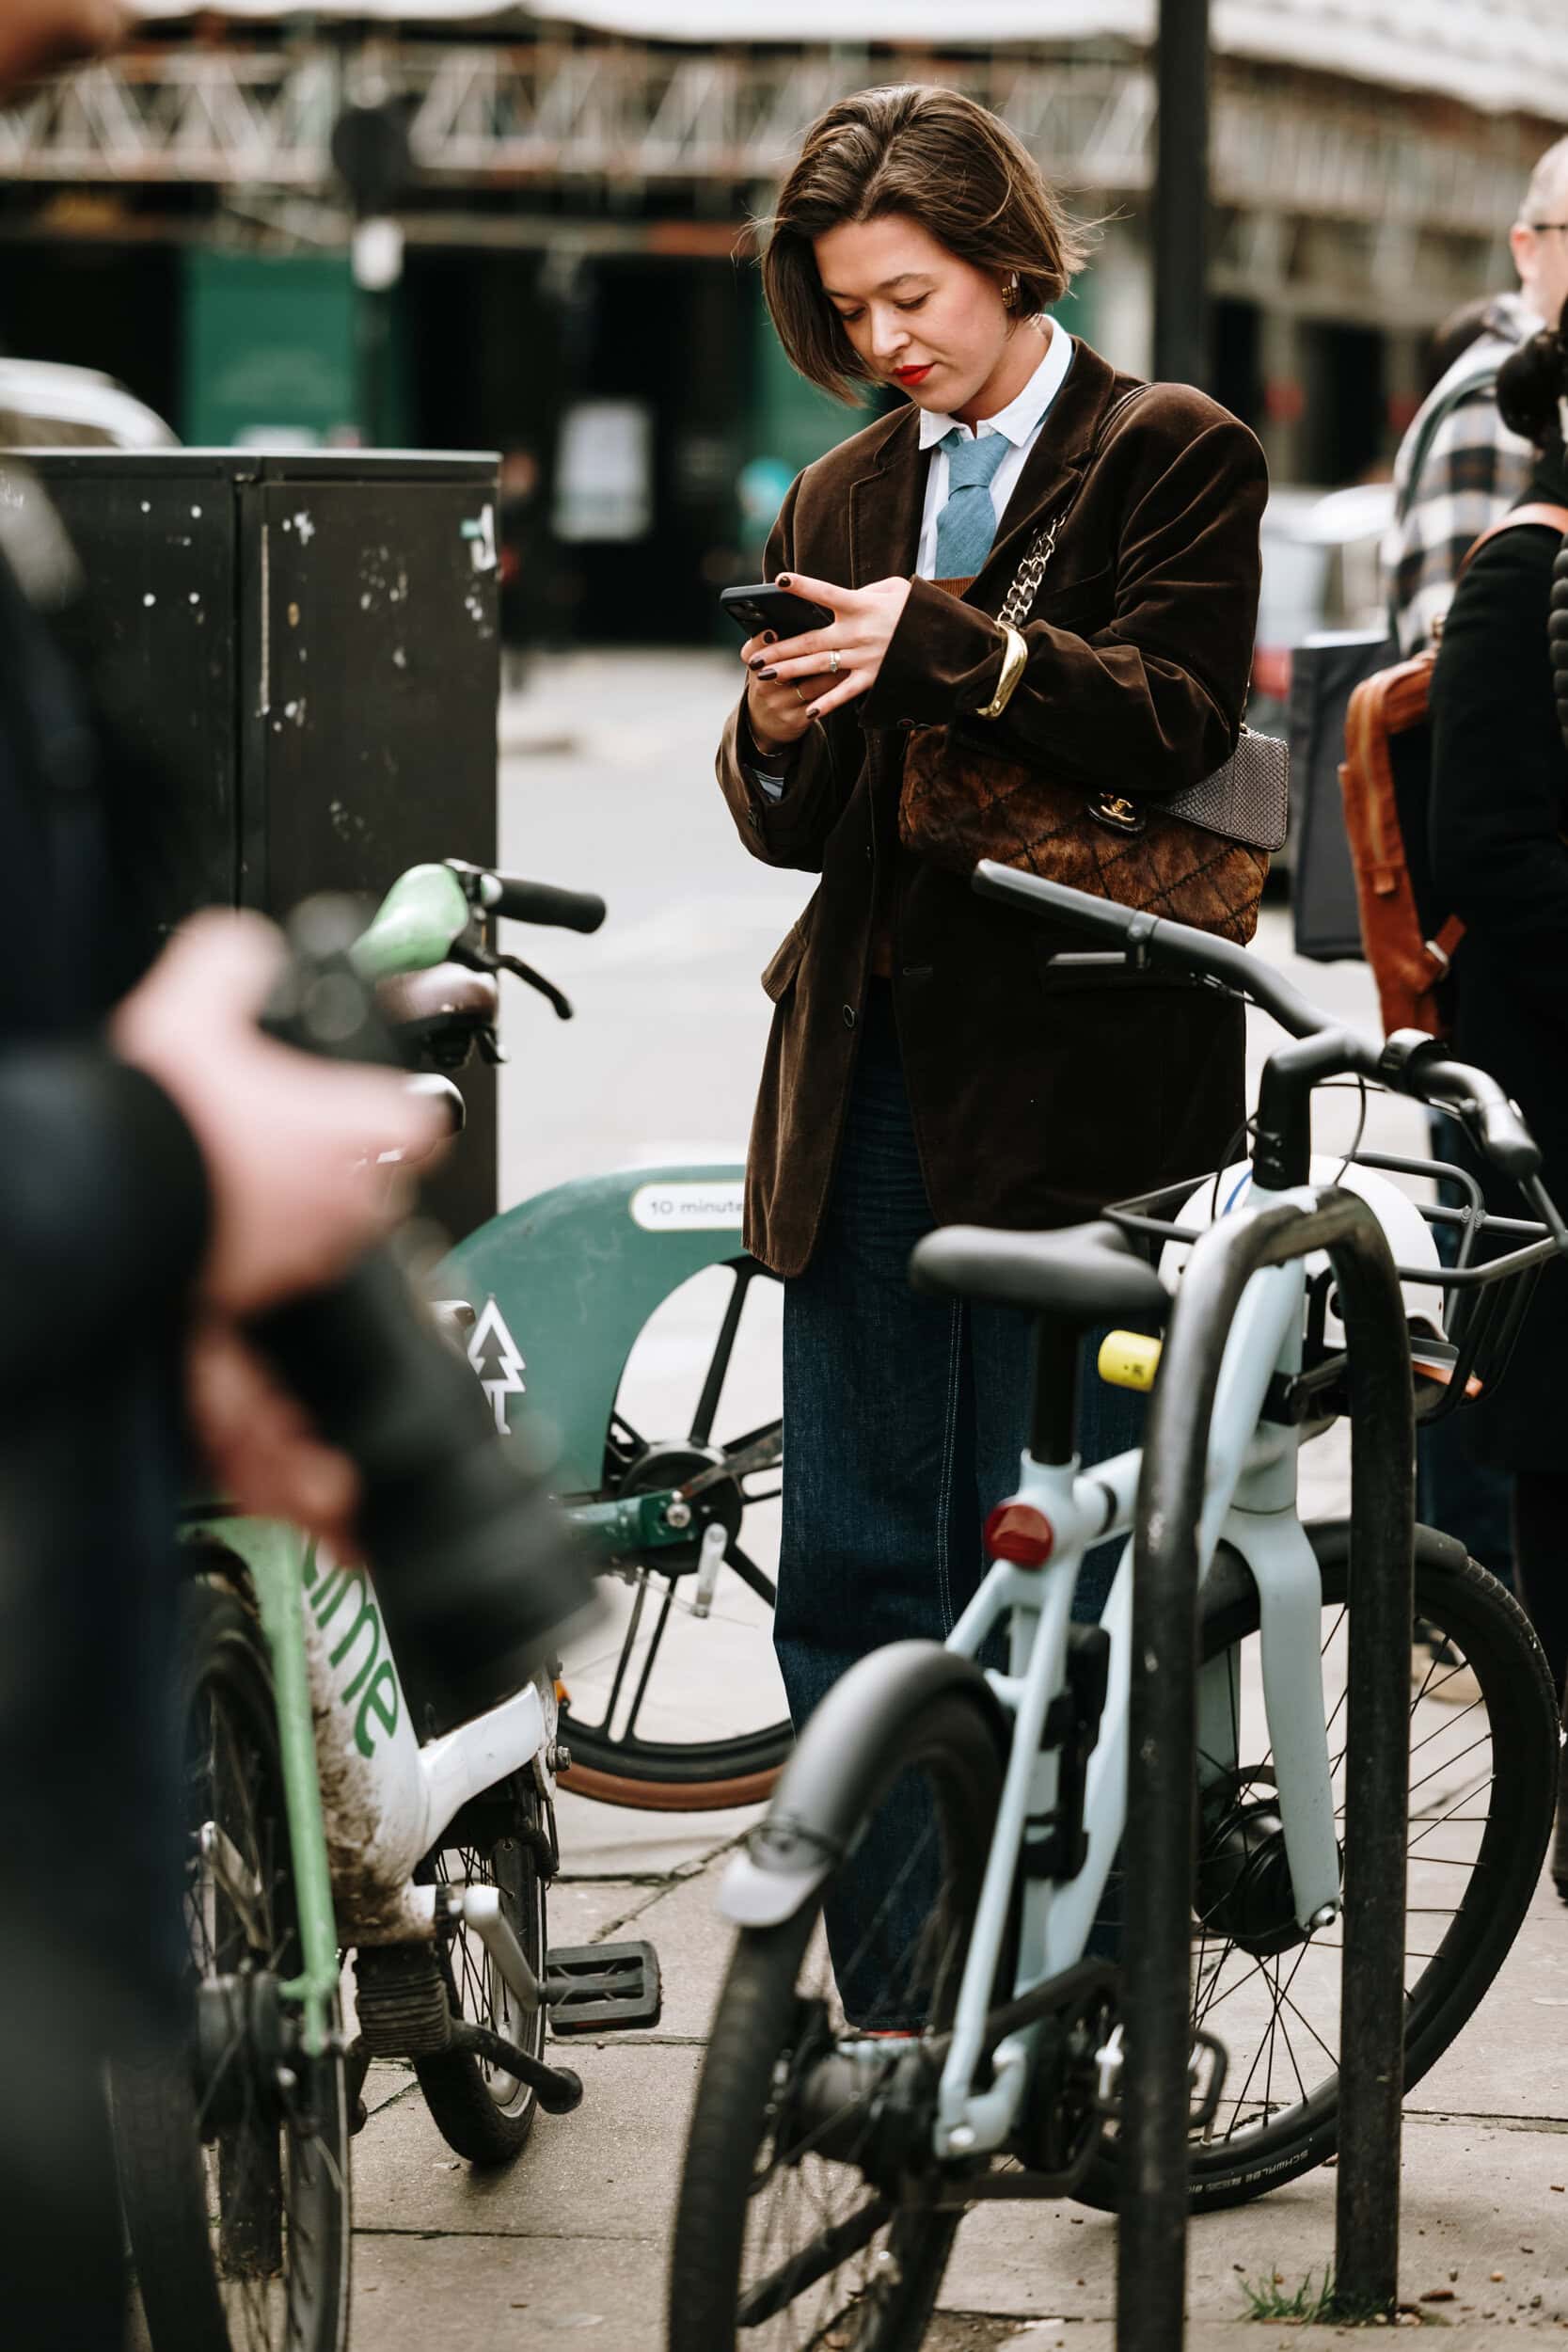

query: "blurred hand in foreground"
(114, 911), (447, 1548)
(0, 0), (133, 90)
(113, 909), (442, 1317)
(185, 1319), (361, 1552)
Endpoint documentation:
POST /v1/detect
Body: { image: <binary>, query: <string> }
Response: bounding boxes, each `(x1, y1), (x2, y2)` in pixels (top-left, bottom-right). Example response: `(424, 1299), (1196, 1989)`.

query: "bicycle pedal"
(545, 1939), (661, 2033)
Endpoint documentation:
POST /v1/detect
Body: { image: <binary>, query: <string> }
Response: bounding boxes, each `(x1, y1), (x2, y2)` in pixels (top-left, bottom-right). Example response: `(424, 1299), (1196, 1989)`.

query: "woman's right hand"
(741, 630), (821, 758)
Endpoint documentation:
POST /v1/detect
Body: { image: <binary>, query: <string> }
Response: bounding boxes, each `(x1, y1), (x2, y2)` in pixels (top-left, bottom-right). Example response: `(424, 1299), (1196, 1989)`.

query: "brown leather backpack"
(1339, 501), (1568, 1037)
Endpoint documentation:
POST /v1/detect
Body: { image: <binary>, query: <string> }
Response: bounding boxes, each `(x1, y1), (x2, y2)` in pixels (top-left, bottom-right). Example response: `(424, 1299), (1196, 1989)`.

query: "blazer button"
(842, 1004), (857, 1030)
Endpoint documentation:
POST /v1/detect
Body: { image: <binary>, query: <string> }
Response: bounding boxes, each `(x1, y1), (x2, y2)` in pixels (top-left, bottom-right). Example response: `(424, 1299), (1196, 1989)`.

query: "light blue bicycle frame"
(927, 1185), (1339, 2158)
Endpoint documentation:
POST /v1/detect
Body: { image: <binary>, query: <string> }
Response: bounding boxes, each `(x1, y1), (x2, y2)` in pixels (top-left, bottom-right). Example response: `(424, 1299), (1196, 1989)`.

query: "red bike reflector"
(984, 1503), (1055, 1568)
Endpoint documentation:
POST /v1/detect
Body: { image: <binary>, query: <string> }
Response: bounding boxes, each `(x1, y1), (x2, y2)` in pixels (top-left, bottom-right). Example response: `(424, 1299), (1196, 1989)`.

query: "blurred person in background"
(1429, 302), (1568, 1726)
(1381, 136), (1568, 1641)
(0, 4), (442, 2341)
(719, 84), (1264, 2015)
(498, 444), (543, 689)
(1386, 135), (1568, 660)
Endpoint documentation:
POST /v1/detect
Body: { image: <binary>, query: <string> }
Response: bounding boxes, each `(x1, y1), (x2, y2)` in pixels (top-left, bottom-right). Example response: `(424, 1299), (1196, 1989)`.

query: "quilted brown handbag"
(898, 402), (1282, 945)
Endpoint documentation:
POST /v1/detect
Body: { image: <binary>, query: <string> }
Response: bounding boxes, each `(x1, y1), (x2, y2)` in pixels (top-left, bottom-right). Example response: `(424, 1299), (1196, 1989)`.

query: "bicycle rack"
(1115, 1185), (1415, 2352)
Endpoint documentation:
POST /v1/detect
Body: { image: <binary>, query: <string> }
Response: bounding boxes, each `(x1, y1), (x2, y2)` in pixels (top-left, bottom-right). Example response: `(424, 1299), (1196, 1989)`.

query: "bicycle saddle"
(910, 1218), (1171, 1327)
(375, 962), (500, 1030)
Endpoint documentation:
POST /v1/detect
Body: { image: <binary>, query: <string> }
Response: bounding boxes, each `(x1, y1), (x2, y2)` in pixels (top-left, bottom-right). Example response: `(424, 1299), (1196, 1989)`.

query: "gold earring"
(1003, 274), (1019, 309)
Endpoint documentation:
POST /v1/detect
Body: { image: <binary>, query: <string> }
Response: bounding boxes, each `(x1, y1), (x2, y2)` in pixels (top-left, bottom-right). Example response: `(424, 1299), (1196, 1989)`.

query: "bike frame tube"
(935, 1229), (1333, 2156)
(193, 1519), (555, 1973)
(1114, 1187), (1413, 2351)
(209, 1519), (342, 2058)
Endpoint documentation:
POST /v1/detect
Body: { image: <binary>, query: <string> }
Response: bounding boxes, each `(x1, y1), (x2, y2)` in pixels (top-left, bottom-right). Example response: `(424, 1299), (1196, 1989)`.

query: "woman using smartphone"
(719, 83), (1266, 2015)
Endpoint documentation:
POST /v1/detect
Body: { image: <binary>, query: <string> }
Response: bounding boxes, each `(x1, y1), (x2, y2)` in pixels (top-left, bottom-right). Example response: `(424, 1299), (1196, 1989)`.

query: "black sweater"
(1430, 442), (1568, 1467)
(0, 533), (209, 2029)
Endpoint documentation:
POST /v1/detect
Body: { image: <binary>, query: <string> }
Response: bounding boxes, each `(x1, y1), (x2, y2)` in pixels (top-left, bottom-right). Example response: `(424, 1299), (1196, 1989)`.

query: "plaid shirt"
(1384, 292), (1538, 657)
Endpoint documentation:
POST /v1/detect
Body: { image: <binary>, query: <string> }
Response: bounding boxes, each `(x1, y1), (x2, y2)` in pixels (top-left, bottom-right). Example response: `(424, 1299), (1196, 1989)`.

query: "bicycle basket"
(1104, 1143), (1555, 1425)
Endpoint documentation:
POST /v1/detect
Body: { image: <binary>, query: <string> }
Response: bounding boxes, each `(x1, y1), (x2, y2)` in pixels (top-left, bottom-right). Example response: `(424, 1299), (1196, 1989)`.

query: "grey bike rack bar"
(1114, 1185), (1415, 2352)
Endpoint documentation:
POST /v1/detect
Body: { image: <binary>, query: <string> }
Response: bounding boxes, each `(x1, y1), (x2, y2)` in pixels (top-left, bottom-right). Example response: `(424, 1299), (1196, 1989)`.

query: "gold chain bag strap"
(898, 398), (1286, 944)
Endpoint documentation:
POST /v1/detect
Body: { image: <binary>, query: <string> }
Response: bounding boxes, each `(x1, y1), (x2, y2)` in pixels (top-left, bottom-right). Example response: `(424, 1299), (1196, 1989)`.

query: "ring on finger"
(794, 684), (807, 704)
(828, 649), (841, 674)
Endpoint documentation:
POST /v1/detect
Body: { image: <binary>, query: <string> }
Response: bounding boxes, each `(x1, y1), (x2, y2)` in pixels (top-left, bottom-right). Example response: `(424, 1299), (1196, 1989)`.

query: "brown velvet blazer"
(718, 335), (1268, 1279)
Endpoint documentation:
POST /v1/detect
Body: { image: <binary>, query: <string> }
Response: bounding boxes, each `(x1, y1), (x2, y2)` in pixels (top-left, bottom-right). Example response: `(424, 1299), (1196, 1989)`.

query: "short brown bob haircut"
(761, 84), (1093, 405)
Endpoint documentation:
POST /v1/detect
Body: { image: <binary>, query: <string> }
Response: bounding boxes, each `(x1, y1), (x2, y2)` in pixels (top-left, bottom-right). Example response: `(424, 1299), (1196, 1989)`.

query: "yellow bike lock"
(1098, 1330), (1163, 1393)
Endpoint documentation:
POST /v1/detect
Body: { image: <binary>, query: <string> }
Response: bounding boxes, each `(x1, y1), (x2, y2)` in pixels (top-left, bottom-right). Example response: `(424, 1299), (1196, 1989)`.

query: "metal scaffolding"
(0, 40), (1535, 241)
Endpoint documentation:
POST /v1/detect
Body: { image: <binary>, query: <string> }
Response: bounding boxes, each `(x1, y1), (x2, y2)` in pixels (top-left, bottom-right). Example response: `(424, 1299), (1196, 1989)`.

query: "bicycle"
(112, 864), (665, 2352)
(667, 863), (1565, 2352)
(373, 857), (790, 1812)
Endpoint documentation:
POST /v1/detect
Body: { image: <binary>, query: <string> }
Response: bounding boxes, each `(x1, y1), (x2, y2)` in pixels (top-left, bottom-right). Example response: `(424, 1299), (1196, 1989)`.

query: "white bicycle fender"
(718, 1844), (831, 1929)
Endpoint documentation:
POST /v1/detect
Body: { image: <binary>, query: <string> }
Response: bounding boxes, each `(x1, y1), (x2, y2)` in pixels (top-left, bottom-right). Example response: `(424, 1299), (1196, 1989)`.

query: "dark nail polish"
(762, 629), (778, 644)
(749, 657), (767, 670)
(758, 667), (777, 681)
(777, 576), (792, 587)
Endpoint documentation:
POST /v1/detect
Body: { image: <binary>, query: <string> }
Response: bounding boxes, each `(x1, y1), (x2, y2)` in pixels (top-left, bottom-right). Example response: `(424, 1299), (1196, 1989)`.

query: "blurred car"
(0, 358), (178, 450)
(1250, 481), (1393, 891)
(1250, 480), (1394, 735)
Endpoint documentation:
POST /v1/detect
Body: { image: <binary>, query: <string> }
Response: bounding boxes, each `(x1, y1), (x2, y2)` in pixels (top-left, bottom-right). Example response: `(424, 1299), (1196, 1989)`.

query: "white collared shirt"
(914, 322), (1074, 578)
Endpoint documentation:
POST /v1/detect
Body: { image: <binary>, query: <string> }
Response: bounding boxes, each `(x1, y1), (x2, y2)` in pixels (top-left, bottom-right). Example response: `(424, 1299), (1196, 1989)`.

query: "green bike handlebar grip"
(247, 896), (594, 1730)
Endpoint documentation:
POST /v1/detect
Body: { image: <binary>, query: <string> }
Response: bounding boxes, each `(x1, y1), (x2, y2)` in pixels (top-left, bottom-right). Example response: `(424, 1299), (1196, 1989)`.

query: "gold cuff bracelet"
(974, 623), (1028, 720)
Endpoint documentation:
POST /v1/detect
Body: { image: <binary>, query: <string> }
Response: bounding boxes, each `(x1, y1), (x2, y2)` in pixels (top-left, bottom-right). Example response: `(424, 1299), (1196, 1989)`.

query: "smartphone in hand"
(719, 583), (834, 642)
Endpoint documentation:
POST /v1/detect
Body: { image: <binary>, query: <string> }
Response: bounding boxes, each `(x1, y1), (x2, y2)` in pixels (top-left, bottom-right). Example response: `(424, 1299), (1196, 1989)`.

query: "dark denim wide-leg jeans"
(777, 981), (1144, 2025)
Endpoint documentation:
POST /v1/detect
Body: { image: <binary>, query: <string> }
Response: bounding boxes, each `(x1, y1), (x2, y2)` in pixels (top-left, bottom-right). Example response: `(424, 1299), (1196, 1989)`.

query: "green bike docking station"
(438, 1159), (752, 1551)
(353, 864), (760, 1560)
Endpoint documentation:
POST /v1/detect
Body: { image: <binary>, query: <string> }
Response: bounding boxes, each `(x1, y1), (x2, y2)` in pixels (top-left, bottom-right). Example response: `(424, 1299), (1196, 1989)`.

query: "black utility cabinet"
(31, 449), (500, 1240)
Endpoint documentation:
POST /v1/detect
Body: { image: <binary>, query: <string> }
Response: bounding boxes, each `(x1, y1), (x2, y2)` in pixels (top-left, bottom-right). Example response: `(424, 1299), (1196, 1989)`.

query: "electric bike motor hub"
(1196, 1768), (1334, 1959)
(617, 1439), (744, 1572)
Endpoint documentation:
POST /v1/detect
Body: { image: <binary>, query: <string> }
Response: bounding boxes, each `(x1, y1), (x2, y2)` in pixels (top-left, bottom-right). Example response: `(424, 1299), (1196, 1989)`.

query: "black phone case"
(720, 585), (834, 642)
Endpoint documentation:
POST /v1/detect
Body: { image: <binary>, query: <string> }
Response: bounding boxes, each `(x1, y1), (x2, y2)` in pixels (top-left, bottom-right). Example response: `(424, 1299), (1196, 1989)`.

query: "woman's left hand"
(749, 572), (912, 721)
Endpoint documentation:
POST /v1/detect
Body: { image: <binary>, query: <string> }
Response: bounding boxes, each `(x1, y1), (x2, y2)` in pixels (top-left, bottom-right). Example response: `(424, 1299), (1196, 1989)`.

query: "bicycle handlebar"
(973, 862), (1555, 1202)
(443, 861), (606, 935)
(477, 871), (606, 934)
(974, 864), (1329, 1040)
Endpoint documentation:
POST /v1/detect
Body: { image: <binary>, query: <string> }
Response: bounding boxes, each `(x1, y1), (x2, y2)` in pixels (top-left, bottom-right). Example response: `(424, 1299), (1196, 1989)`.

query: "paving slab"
(591, 1849), (735, 2043)
(553, 1784), (763, 1881)
(549, 1873), (668, 1952)
(352, 2227), (665, 2350)
(351, 2036), (699, 2242)
(941, 2113), (1568, 2325)
(1412, 1870), (1568, 2121)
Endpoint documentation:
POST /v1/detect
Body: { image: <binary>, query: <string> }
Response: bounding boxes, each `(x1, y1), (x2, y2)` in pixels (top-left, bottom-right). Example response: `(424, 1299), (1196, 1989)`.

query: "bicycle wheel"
(670, 1686), (1004, 2352)
(413, 1786), (550, 2165)
(113, 1580), (350, 2352)
(560, 1256), (791, 1809)
(1079, 1534), (1557, 2213)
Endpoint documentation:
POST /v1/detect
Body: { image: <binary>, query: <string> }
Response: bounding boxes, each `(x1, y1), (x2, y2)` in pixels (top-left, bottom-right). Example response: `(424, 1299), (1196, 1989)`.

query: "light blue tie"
(933, 426), (1012, 577)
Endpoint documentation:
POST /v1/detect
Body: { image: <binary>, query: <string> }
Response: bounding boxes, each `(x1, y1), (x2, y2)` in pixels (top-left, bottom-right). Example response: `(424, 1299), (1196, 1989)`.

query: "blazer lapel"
(848, 407), (925, 588)
(968, 339), (1121, 608)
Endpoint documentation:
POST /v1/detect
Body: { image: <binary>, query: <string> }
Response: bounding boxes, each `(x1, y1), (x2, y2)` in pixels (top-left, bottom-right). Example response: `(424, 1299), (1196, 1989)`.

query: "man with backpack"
(1386, 135), (1568, 657)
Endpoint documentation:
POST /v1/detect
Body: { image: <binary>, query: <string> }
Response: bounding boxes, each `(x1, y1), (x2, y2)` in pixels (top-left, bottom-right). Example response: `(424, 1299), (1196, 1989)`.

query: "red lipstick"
(893, 364), (934, 387)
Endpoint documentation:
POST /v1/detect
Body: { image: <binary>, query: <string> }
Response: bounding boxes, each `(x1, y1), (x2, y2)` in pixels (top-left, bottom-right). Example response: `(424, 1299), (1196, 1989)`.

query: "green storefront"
(182, 247), (409, 449)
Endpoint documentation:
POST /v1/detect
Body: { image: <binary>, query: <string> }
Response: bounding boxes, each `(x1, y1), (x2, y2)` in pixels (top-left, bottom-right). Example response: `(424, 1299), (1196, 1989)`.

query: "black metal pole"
(1116, 1187), (1412, 2352)
(1331, 1236), (1415, 2315)
(1153, 0), (1212, 389)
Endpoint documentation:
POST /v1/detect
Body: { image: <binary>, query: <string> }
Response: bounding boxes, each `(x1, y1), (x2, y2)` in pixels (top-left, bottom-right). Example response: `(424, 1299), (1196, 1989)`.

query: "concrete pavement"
(347, 1824), (1568, 2346)
(341, 656), (1567, 2345)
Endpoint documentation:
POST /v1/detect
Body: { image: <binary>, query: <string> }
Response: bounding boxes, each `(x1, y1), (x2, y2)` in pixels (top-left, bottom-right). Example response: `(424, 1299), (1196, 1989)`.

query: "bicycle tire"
(112, 1579), (351, 2352)
(560, 1257), (792, 1810)
(413, 1790), (549, 2165)
(670, 1686), (1004, 2352)
(1078, 1541), (1557, 2214)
